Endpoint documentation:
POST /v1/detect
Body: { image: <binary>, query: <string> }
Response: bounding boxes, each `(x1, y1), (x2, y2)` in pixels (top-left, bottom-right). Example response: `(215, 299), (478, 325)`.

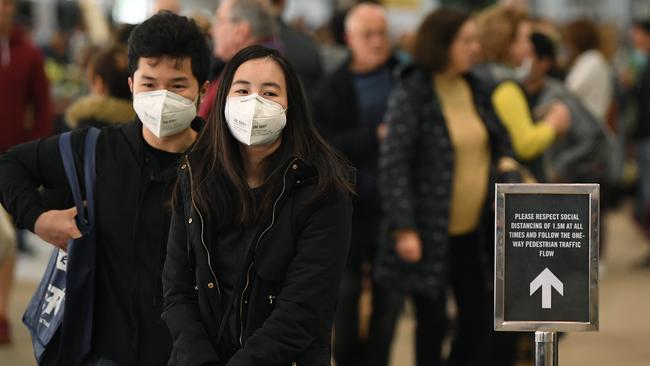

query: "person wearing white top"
(565, 20), (613, 123)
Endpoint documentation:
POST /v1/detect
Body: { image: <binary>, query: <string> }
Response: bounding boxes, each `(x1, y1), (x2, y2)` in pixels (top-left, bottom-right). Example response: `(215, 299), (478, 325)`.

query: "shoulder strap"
(58, 128), (100, 234)
(83, 128), (100, 227)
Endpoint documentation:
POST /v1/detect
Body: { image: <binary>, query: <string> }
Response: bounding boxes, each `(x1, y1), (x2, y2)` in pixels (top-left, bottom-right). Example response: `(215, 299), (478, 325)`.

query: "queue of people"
(0, 0), (648, 365)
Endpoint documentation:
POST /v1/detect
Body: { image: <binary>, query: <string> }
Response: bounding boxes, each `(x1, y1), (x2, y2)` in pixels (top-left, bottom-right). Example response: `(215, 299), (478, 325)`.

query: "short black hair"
(530, 32), (556, 62)
(127, 11), (211, 86)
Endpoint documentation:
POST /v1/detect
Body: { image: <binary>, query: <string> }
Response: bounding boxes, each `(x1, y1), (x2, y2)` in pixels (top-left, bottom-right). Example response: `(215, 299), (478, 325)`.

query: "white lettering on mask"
(224, 93), (287, 146)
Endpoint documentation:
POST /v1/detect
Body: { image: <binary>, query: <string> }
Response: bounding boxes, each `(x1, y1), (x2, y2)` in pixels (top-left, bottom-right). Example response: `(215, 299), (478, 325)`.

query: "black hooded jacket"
(0, 118), (203, 365)
(162, 154), (352, 366)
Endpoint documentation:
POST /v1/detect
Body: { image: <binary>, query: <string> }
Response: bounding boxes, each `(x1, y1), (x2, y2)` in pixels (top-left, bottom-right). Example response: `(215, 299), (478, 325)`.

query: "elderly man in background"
(311, 3), (401, 366)
(269, 0), (323, 92)
(199, 0), (280, 119)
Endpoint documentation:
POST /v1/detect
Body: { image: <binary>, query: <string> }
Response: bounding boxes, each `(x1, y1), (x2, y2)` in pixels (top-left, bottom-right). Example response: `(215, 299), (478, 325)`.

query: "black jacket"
(311, 56), (400, 267)
(375, 65), (512, 296)
(0, 119), (202, 365)
(634, 61), (650, 140)
(277, 20), (323, 93)
(162, 155), (352, 366)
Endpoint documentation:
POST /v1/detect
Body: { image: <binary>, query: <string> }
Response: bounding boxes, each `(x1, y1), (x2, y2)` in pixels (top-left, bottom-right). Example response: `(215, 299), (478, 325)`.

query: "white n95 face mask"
(133, 90), (197, 138)
(224, 93), (287, 146)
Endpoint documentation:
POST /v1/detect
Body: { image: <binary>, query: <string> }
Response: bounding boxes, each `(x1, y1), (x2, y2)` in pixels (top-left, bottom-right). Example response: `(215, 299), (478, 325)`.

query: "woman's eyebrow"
(232, 80), (251, 86)
(262, 82), (282, 89)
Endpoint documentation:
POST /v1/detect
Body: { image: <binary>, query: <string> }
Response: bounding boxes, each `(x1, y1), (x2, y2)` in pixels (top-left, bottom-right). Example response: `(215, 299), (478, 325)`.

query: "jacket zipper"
(238, 158), (297, 347)
(186, 156), (222, 300)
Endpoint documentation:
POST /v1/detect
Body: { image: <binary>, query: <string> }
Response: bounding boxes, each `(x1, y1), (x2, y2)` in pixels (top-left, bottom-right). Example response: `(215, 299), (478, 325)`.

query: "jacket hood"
(396, 64), (488, 103)
(65, 95), (135, 129)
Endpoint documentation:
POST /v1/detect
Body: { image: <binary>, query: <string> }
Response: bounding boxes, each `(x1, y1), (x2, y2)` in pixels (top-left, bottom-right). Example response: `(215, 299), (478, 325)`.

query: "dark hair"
(530, 32), (556, 62)
(127, 11), (211, 86)
(89, 46), (131, 100)
(190, 45), (354, 227)
(633, 19), (650, 34)
(530, 32), (562, 79)
(114, 23), (136, 46)
(414, 8), (469, 74)
(565, 19), (600, 59)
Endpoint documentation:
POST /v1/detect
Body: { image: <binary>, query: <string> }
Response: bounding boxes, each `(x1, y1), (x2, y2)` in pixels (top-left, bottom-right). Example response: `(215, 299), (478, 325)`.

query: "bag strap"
(83, 128), (100, 227)
(58, 128), (100, 234)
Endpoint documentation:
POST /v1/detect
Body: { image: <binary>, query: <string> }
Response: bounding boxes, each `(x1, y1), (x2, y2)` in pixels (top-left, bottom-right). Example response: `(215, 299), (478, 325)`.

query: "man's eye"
(142, 83), (154, 88)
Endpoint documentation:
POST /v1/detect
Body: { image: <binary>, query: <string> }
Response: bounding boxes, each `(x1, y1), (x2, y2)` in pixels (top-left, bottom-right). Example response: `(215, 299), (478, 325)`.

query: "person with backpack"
(0, 11), (210, 365)
(523, 31), (610, 183)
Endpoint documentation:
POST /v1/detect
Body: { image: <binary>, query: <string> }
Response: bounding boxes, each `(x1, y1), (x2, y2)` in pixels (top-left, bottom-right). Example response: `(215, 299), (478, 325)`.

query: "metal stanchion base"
(535, 331), (558, 366)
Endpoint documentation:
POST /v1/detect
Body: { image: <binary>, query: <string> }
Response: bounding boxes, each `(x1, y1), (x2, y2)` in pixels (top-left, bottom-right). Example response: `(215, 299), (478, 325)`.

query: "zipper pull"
(268, 295), (277, 305)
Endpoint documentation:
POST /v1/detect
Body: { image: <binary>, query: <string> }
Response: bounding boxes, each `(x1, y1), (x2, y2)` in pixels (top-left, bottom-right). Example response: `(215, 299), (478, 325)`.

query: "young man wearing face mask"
(0, 11), (210, 366)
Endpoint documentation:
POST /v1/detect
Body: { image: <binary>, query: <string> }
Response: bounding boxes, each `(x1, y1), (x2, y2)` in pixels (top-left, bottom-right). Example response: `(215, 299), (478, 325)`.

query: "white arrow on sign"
(530, 268), (564, 309)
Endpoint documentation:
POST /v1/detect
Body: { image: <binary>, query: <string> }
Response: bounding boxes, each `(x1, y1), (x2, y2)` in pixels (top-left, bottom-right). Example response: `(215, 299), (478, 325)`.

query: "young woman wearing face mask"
(162, 45), (353, 366)
(375, 8), (519, 366)
(474, 5), (571, 181)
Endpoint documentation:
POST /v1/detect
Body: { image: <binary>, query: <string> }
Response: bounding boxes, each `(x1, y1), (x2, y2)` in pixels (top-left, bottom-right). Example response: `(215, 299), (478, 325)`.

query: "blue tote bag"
(23, 128), (100, 366)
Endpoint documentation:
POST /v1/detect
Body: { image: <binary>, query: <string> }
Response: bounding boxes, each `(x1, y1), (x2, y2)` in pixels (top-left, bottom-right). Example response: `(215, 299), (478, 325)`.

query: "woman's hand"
(394, 229), (422, 263)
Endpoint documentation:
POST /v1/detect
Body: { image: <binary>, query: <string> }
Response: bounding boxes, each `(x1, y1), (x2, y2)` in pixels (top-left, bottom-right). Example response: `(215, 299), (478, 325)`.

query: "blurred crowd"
(1, 0), (650, 365)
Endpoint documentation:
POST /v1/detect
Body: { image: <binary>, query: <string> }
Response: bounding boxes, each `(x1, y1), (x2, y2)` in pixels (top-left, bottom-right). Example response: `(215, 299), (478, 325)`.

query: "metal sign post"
(495, 184), (600, 365)
(535, 331), (558, 366)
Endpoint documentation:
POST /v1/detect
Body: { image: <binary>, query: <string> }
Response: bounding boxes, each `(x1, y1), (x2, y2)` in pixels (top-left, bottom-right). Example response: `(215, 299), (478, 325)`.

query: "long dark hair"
(190, 45), (353, 227)
(414, 8), (469, 74)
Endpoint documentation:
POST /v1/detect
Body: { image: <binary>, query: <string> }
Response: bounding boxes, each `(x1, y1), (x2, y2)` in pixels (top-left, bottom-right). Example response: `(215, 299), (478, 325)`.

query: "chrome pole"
(535, 331), (558, 366)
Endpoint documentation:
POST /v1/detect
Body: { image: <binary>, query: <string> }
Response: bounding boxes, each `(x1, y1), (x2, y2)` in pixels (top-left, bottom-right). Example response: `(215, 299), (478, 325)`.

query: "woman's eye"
(235, 89), (248, 94)
(264, 91), (278, 97)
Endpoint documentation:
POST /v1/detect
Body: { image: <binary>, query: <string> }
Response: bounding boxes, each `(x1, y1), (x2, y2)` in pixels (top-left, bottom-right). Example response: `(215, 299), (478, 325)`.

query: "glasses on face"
(215, 15), (238, 28)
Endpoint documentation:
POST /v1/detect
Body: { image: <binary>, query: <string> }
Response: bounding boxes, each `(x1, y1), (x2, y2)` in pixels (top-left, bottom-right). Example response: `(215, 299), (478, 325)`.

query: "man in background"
(311, 3), (401, 366)
(199, 0), (280, 119)
(269, 0), (323, 92)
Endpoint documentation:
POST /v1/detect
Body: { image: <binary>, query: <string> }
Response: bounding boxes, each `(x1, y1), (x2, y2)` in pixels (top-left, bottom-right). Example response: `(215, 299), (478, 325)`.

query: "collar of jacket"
(333, 53), (401, 83)
(120, 117), (205, 184)
(65, 95), (135, 129)
(184, 152), (318, 191)
(396, 64), (488, 104)
(122, 116), (205, 160)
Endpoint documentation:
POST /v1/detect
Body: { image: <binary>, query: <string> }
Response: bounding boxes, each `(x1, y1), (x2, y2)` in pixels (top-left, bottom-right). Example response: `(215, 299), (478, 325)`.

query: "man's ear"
(238, 22), (253, 43)
(200, 80), (210, 97)
(128, 77), (134, 94)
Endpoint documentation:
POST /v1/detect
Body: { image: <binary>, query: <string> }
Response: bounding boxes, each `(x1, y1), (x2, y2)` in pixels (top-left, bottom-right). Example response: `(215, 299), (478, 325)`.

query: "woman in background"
(564, 19), (613, 124)
(375, 8), (515, 366)
(475, 5), (571, 181)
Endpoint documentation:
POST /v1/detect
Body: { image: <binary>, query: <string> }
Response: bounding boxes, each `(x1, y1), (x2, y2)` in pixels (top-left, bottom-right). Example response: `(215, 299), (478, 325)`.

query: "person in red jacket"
(0, 0), (52, 344)
(0, 0), (53, 153)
